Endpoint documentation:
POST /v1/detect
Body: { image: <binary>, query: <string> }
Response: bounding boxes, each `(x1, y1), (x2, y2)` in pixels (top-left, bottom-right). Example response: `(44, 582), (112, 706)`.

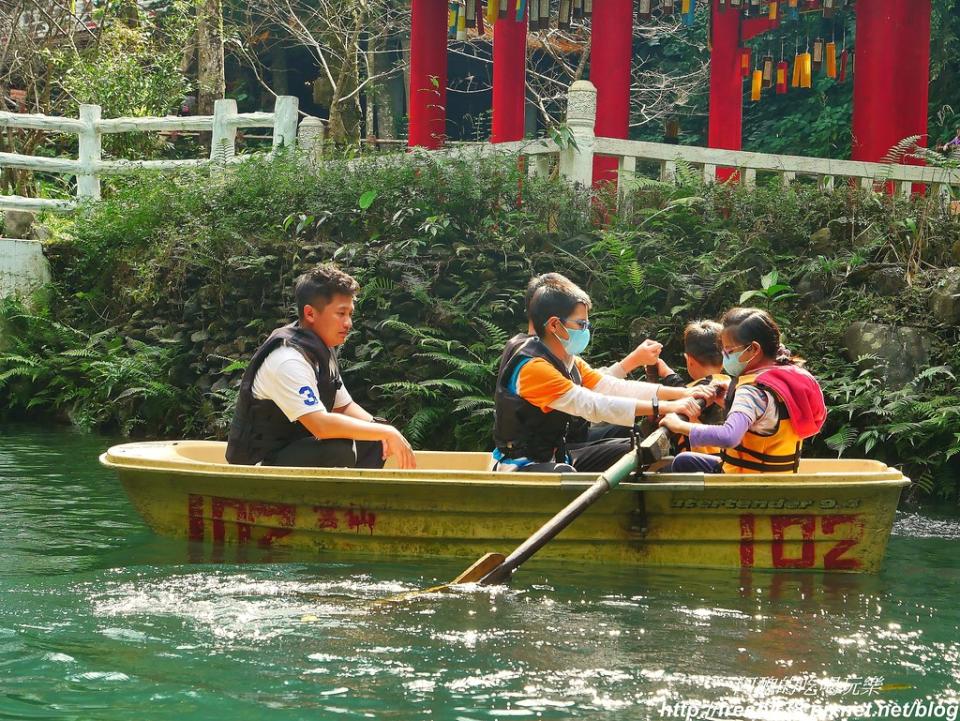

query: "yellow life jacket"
(676, 374), (731, 456)
(719, 372), (803, 474)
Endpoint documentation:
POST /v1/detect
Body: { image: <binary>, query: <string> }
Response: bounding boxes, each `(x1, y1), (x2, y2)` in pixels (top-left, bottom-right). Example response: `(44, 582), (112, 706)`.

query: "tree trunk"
(327, 28), (362, 144)
(196, 0), (225, 116)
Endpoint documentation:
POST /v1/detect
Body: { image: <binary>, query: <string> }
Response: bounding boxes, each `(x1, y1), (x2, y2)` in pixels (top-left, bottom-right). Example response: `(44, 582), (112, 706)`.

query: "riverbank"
(1, 153), (959, 498)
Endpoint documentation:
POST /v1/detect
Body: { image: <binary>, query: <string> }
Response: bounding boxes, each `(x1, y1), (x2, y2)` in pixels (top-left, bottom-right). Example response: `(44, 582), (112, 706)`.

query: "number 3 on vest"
(299, 386), (319, 406)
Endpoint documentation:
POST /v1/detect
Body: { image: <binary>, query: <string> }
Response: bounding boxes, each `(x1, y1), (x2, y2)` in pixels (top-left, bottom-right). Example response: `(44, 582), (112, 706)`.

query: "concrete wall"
(0, 238), (50, 299)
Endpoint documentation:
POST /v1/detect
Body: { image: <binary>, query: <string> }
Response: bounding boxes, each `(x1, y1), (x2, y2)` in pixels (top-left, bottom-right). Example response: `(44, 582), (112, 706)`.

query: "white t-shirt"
(252, 345), (353, 422)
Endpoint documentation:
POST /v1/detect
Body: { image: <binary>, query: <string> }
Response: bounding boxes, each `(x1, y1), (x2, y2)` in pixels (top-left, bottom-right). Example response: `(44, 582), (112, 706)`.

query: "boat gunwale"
(99, 442), (912, 493)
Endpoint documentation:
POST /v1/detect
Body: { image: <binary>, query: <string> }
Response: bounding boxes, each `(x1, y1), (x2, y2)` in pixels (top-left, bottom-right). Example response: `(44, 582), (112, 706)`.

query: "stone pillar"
(559, 80), (597, 188)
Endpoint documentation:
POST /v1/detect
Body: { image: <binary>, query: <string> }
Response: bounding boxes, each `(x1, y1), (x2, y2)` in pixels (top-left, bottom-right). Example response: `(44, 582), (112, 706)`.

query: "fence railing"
(0, 95), (309, 213)
(519, 81), (960, 201)
(3, 80), (959, 217)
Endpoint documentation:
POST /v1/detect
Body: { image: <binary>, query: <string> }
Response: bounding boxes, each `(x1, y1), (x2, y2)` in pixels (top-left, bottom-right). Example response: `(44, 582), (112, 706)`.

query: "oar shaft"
(479, 450), (637, 585)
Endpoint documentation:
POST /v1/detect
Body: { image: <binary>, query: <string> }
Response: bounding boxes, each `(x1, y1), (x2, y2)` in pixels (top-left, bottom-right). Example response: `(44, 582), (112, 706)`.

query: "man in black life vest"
(493, 274), (713, 473)
(226, 265), (416, 469)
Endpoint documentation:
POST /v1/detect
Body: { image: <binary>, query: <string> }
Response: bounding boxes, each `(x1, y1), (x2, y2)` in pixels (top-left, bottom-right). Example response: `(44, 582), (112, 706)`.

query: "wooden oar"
(466, 401), (707, 588)
(472, 448), (642, 586)
(375, 403), (706, 605)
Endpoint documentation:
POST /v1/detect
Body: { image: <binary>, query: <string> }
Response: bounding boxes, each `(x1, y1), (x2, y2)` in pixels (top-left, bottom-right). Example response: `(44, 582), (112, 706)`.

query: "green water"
(2, 426), (959, 721)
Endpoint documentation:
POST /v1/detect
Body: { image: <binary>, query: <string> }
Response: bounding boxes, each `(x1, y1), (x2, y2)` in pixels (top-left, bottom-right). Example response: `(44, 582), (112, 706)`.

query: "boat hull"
(101, 441), (909, 573)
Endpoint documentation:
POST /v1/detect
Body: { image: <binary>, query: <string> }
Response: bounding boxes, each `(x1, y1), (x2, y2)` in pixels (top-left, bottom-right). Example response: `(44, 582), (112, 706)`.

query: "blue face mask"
(554, 325), (591, 357)
(722, 345), (756, 377)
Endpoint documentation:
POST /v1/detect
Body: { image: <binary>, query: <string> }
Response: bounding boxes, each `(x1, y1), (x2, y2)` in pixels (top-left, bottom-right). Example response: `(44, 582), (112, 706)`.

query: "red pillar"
(590, 0), (633, 185)
(408, 0), (448, 148)
(851, 0), (931, 164)
(492, 8), (528, 143)
(708, 0), (744, 153)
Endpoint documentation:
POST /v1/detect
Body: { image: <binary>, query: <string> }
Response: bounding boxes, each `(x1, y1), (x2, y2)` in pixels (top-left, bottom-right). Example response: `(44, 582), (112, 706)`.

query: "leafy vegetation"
(3, 153), (960, 500)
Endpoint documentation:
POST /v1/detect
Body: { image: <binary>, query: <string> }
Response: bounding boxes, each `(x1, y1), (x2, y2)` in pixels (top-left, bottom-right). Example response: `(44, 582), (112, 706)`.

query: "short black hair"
(683, 320), (722, 367)
(524, 273), (568, 318)
(528, 274), (591, 337)
(294, 264), (359, 319)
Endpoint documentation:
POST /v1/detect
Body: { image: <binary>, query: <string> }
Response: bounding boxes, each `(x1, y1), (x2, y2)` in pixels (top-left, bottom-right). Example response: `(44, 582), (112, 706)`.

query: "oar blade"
(371, 552), (507, 607)
(451, 552), (507, 584)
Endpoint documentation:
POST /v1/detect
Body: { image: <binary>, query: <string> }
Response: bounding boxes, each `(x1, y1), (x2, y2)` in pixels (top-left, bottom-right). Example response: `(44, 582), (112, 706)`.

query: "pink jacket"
(755, 366), (827, 439)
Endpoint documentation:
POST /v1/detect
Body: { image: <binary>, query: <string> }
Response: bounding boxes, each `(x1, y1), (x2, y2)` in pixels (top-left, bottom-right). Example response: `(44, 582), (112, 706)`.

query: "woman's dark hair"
(294, 264), (360, 319)
(721, 307), (802, 366)
(528, 275), (591, 337)
(683, 320), (723, 367)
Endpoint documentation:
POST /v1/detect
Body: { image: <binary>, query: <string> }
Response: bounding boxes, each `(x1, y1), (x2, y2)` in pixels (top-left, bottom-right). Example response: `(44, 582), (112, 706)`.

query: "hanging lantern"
(791, 53), (802, 87)
(825, 41), (837, 78)
(477, 0), (486, 34)
(639, 0), (653, 20)
(768, 0), (778, 19)
(499, 0), (508, 19)
(800, 51), (812, 87)
(776, 60), (789, 93)
(465, 0), (475, 27)
(559, 0), (572, 28)
(515, 0), (526, 23)
(663, 0), (676, 15)
(751, 69), (763, 101)
(788, 0), (799, 18)
(486, 0), (499, 27)
(457, 2), (468, 38)
(448, 2), (459, 37)
(740, 47), (752, 78)
(823, 0), (835, 15)
(682, 0), (696, 25)
(572, 0), (583, 20)
(528, 0), (539, 29)
(584, 0), (592, 18)
(762, 55), (775, 89)
(730, 0), (742, 7)
(839, 48), (849, 82)
(539, 0), (550, 29)
(812, 38), (824, 73)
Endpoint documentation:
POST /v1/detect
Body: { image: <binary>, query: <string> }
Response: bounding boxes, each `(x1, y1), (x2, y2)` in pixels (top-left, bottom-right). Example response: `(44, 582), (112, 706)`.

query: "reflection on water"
(1, 426), (959, 720)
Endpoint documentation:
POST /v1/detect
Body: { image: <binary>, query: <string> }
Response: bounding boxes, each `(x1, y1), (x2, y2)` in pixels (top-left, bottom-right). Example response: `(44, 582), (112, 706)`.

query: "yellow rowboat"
(100, 441), (910, 574)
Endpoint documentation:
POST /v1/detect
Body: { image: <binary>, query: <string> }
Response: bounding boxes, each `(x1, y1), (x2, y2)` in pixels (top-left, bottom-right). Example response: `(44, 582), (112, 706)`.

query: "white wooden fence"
(530, 81), (960, 200)
(0, 95), (306, 213)
(3, 80), (959, 216)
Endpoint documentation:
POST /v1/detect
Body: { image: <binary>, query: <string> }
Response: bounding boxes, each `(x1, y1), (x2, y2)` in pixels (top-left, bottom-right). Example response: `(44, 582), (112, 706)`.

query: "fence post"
(297, 116), (325, 165)
(210, 98), (238, 163)
(559, 80), (596, 188)
(77, 104), (101, 201)
(272, 95), (300, 149)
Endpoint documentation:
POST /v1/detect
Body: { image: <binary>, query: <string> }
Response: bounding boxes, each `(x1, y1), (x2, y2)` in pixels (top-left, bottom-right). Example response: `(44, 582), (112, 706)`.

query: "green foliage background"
(2, 154), (959, 499)
(634, 0), (960, 157)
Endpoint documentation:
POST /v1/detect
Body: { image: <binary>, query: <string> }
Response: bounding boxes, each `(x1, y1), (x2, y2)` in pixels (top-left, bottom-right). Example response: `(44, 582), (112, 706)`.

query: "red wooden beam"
(408, 0), (448, 148)
(492, 5), (528, 143)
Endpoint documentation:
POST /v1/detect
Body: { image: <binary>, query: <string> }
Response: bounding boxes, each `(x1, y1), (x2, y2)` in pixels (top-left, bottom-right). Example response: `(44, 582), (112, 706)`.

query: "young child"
(493, 274), (713, 473)
(652, 320), (731, 455)
(659, 307), (826, 474)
